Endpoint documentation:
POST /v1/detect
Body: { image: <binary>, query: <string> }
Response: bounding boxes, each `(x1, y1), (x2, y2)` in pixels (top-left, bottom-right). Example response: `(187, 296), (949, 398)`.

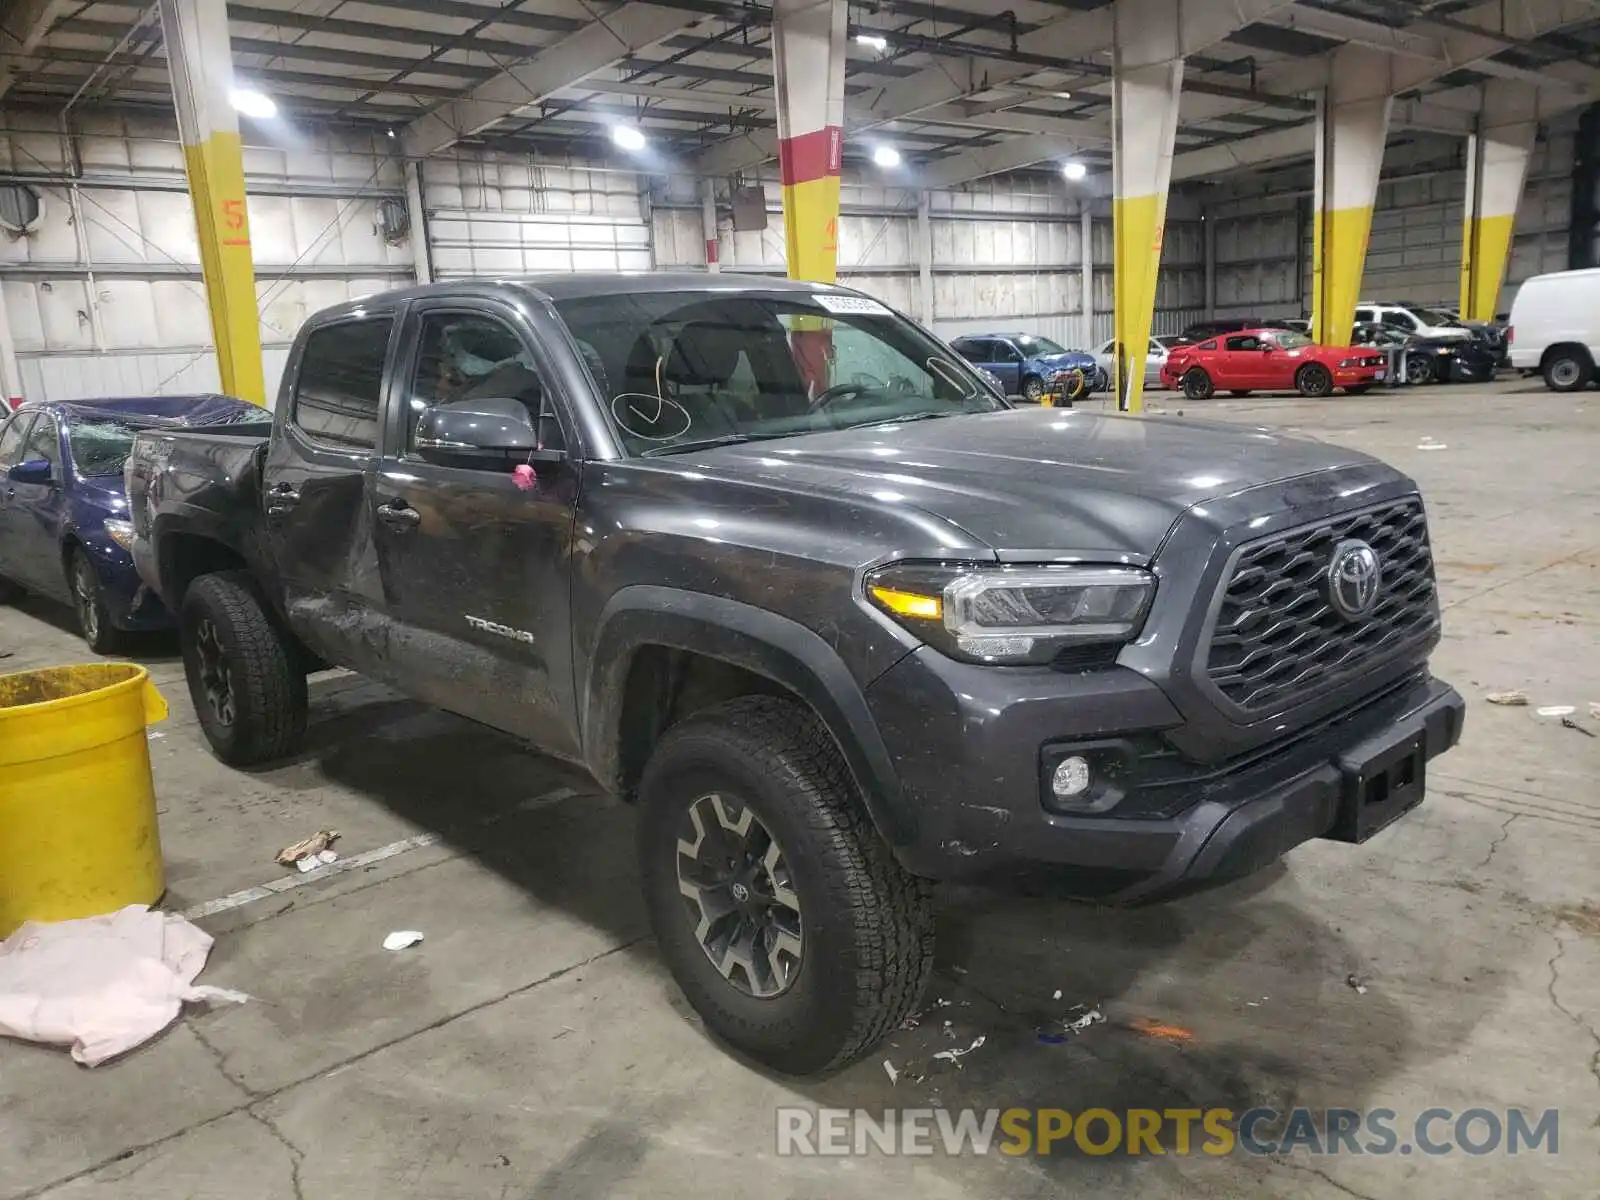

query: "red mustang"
(1160, 328), (1386, 399)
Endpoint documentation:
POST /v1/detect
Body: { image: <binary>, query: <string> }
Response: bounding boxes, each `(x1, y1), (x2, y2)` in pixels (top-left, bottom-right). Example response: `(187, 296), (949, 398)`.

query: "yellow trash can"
(0, 663), (168, 937)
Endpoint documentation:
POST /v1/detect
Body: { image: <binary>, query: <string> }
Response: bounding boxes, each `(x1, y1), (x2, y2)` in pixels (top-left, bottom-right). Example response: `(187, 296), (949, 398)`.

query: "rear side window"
(292, 317), (393, 449)
(1225, 335), (1261, 351)
(0, 415), (30, 469)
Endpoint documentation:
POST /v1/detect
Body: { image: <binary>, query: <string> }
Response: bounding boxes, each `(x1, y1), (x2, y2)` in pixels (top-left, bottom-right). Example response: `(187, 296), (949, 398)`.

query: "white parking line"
(181, 785), (583, 921)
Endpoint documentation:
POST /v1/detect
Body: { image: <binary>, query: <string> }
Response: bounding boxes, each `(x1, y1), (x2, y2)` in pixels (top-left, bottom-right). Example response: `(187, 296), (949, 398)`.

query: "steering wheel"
(809, 374), (885, 412)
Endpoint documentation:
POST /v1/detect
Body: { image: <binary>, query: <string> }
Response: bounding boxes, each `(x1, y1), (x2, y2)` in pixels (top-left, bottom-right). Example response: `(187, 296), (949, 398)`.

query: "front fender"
(582, 585), (916, 848)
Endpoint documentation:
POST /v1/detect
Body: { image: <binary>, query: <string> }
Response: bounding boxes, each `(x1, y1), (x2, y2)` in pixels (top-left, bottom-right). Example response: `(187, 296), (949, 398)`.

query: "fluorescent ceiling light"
(855, 33), (888, 52)
(1062, 160), (1087, 181)
(612, 125), (647, 151)
(230, 89), (276, 119)
(872, 144), (902, 168)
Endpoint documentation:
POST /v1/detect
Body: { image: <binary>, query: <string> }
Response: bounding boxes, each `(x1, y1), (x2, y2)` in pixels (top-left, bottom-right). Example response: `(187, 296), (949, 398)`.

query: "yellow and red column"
(1310, 48), (1393, 349)
(1460, 85), (1536, 323)
(772, 0), (845, 392)
(158, 0), (266, 405)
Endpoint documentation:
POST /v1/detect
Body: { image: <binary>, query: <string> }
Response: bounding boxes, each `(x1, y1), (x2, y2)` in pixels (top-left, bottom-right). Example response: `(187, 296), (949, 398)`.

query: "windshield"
(68, 419), (140, 477)
(552, 290), (1007, 456)
(1272, 331), (1313, 348)
(1408, 307), (1457, 326)
(1014, 334), (1068, 356)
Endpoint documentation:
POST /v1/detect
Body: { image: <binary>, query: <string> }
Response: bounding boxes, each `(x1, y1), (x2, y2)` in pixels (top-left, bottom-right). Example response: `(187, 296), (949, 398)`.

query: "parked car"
(1161, 327), (1387, 399)
(1506, 267), (1600, 392)
(1349, 323), (1497, 385)
(1093, 335), (1168, 389)
(127, 274), (1462, 1076)
(1174, 317), (1299, 344)
(1353, 303), (1474, 343)
(948, 332), (1100, 400)
(0, 394), (263, 651)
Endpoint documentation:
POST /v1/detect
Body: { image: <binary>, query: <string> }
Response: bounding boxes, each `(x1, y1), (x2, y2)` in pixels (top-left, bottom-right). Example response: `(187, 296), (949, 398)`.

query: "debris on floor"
(276, 829), (340, 867)
(1037, 1005), (1105, 1043)
(1560, 717), (1595, 738)
(1129, 1018), (1195, 1044)
(1346, 973), (1370, 995)
(0, 905), (246, 1067)
(1535, 705), (1576, 718)
(883, 1059), (899, 1084)
(1416, 437), (1448, 450)
(1484, 689), (1528, 706)
(382, 930), (425, 951)
(931, 1035), (986, 1065)
(296, 848), (339, 873)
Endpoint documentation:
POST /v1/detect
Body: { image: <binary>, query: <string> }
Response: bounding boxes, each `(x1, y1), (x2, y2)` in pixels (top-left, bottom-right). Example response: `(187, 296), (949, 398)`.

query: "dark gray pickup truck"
(126, 273), (1464, 1074)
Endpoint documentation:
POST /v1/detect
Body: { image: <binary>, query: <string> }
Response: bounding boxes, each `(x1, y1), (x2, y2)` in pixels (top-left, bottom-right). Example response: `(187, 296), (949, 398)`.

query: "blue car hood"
(1036, 351), (1095, 369)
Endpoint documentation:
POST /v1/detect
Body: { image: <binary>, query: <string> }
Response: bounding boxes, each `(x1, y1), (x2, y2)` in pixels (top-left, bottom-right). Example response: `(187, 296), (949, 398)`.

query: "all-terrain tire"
(638, 695), (934, 1075)
(180, 570), (307, 766)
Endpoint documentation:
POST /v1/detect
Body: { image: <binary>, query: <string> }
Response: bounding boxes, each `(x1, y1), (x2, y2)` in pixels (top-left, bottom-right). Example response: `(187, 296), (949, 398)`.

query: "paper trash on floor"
(0, 905), (246, 1067)
(276, 829), (340, 867)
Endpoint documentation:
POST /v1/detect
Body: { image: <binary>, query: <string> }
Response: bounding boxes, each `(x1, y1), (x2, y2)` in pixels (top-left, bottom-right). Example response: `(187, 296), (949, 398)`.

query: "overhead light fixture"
(229, 88), (277, 120)
(611, 125), (647, 151)
(854, 33), (888, 52)
(872, 144), (902, 168)
(1062, 160), (1087, 181)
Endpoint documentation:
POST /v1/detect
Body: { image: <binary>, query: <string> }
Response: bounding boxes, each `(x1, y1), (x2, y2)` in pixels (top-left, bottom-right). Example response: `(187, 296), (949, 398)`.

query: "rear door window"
(292, 317), (393, 449)
(0, 414), (32, 470)
(22, 414), (60, 471)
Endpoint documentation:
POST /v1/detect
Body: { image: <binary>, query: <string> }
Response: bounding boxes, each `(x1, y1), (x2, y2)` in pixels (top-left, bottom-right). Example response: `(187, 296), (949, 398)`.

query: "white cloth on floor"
(0, 904), (246, 1066)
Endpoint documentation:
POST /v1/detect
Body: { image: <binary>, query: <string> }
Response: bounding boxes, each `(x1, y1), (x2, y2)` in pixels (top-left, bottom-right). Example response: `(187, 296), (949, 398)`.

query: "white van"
(1507, 268), (1600, 392)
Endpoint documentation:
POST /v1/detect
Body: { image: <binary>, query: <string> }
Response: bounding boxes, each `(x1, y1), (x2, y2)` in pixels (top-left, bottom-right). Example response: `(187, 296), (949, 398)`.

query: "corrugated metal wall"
(0, 111), (410, 402)
(1208, 122), (1576, 317)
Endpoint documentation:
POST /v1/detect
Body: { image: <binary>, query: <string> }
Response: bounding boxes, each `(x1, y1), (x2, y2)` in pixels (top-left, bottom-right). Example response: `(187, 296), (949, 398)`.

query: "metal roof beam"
(405, 3), (709, 158)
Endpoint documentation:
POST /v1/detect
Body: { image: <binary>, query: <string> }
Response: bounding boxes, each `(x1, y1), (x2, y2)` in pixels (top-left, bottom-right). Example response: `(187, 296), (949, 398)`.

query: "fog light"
(1051, 755), (1091, 799)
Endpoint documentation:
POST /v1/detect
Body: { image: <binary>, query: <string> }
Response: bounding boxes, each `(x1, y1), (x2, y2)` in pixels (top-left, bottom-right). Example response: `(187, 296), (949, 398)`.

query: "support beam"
(157, 0), (265, 405)
(0, 0), (65, 99)
(1310, 50), (1396, 349)
(1081, 205), (1094, 343)
(917, 133), (1090, 190)
(916, 191), (933, 324)
(702, 178), (721, 272)
(404, 160), (431, 285)
(1111, 0), (1185, 414)
(692, 0), (1297, 176)
(1460, 83), (1540, 321)
(405, 3), (705, 159)
(0, 284), (23, 408)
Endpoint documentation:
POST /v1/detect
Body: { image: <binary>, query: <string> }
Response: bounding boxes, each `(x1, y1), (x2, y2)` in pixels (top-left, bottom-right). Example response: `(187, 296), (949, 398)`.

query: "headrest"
(661, 324), (743, 386)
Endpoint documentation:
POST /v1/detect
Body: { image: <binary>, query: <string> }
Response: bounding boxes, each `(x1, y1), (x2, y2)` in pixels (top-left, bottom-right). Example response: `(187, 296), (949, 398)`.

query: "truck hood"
(693, 407), (1374, 560)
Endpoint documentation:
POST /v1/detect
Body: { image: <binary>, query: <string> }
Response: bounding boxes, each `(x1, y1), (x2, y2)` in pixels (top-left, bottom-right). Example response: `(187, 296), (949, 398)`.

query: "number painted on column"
(823, 218), (838, 253)
(222, 198), (248, 246)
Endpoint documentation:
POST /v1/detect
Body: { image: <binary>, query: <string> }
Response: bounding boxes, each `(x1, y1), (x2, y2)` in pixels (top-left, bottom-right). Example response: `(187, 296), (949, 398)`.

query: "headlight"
(103, 518), (136, 549)
(865, 563), (1155, 664)
(1338, 357), (1357, 368)
(1436, 347), (1452, 355)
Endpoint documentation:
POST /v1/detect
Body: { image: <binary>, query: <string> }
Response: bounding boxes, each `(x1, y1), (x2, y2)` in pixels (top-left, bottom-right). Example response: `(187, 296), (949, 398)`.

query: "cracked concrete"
(2, 380), (1597, 1198)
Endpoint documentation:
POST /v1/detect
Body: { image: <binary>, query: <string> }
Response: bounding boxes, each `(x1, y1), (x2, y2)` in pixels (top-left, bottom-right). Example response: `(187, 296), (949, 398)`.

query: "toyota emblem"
(1327, 539), (1382, 621)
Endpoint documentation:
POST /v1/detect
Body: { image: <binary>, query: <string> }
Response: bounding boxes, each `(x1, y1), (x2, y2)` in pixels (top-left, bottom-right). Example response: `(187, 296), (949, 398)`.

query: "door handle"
(378, 499), (421, 530)
(266, 483), (301, 516)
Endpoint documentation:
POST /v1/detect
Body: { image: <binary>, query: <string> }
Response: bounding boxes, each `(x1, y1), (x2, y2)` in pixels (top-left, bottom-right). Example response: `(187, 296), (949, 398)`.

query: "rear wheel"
(69, 547), (126, 655)
(639, 696), (934, 1075)
(1182, 368), (1214, 400)
(180, 571), (307, 766)
(1542, 347), (1593, 393)
(1296, 362), (1334, 397)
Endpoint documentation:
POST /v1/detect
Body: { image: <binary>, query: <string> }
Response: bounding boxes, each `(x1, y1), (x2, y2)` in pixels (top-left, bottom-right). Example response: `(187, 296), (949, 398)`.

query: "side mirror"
(415, 398), (564, 465)
(8, 458), (52, 485)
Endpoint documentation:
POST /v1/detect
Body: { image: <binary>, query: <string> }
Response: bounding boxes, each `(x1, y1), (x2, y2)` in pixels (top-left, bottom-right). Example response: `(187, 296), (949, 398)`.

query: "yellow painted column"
(771, 0), (846, 395)
(1460, 117), (1534, 322)
(1111, 57), (1183, 413)
(158, 0), (265, 405)
(1310, 49), (1394, 349)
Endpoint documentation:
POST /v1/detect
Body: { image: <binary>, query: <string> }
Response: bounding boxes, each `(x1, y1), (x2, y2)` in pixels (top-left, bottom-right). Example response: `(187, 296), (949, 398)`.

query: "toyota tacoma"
(125, 274), (1465, 1075)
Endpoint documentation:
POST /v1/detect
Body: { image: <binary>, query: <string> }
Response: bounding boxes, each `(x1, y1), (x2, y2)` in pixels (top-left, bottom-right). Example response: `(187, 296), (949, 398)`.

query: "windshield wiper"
(849, 411), (961, 430)
(640, 432), (793, 457)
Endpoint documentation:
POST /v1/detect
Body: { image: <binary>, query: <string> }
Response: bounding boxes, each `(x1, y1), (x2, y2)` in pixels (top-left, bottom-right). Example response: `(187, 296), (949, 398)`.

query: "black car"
(126, 273), (1464, 1076)
(1350, 323), (1497, 384)
(1175, 316), (1300, 344)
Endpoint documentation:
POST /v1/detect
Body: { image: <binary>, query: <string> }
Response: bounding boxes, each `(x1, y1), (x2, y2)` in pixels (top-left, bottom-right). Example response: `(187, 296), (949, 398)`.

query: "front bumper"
(866, 650), (1464, 903)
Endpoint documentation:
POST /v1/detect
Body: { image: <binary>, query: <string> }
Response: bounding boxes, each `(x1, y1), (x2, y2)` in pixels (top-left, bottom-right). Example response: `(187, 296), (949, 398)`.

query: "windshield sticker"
(812, 294), (892, 317)
(612, 392), (692, 442)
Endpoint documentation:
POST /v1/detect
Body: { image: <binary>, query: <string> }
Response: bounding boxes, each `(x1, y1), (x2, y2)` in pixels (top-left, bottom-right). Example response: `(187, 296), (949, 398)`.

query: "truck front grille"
(1205, 499), (1437, 713)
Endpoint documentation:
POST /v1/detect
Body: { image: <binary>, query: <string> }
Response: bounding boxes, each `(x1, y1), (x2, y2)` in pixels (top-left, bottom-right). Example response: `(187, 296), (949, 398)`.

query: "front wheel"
(1020, 375), (1045, 402)
(180, 570), (307, 766)
(1182, 368), (1214, 400)
(1296, 363), (1334, 397)
(1405, 353), (1436, 386)
(639, 696), (934, 1075)
(70, 546), (126, 655)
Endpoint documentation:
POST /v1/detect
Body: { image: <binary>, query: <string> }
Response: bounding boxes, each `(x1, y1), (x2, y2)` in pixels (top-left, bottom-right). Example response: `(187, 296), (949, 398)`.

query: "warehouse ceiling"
(2, 0), (1599, 181)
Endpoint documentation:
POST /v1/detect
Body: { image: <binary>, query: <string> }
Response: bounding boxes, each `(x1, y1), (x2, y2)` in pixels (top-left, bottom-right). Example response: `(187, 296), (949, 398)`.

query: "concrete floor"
(2, 377), (1597, 1199)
